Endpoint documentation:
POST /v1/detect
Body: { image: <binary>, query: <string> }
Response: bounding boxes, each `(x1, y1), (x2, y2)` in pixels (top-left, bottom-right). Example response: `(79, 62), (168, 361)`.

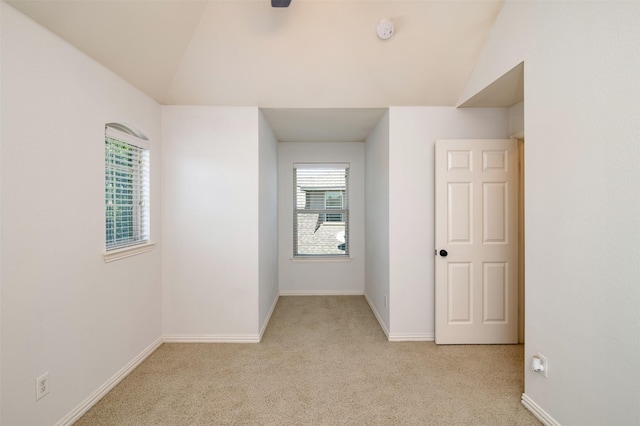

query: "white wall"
(388, 107), (509, 340)
(161, 106), (260, 340)
(364, 112), (391, 334)
(258, 111), (279, 335)
(460, 2), (640, 425)
(1, 5), (4, 422)
(278, 142), (365, 295)
(509, 101), (524, 136)
(1, 3), (162, 425)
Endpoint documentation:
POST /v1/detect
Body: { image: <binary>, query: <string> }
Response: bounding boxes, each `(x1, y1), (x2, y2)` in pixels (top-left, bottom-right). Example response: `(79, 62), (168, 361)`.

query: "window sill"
(103, 242), (156, 263)
(290, 256), (352, 263)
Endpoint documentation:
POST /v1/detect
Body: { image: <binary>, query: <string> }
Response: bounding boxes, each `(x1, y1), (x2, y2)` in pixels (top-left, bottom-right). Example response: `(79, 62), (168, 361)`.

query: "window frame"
(103, 125), (154, 262)
(293, 163), (349, 258)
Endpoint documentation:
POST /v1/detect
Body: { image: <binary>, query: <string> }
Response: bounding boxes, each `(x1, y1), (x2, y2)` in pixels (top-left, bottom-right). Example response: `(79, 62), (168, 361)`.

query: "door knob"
(439, 250), (448, 257)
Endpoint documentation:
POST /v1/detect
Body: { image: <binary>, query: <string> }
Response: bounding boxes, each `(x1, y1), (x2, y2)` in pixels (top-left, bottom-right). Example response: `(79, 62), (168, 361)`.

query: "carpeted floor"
(76, 296), (540, 425)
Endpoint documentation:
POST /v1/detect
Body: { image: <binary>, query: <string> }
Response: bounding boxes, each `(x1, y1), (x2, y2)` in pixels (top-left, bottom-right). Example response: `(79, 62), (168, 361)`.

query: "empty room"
(1, 0), (638, 425)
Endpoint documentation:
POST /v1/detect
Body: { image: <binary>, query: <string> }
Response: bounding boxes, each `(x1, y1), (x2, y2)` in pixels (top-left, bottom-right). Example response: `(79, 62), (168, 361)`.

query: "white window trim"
(106, 126), (149, 150)
(105, 123), (151, 257)
(290, 255), (352, 263)
(293, 163), (350, 258)
(103, 241), (156, 263)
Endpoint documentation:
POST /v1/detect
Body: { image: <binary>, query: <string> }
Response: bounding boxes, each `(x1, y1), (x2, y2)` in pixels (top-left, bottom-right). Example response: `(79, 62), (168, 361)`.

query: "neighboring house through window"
(294, 163), (349, 256)
(105, 123), (150, 251)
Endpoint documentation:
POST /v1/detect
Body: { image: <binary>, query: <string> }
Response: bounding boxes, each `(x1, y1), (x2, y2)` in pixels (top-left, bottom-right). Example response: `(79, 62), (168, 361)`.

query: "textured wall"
(388, 107), (509, 340)
(1, 3), (162, 424)
(161, 106), (260, 339)
(461, 1), (640, 424)
(278, 142), (365, 295)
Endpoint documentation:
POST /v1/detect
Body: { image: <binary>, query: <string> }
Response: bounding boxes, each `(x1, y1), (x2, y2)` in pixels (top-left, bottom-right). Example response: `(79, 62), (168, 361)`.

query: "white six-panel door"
(435, 140), (518, 344)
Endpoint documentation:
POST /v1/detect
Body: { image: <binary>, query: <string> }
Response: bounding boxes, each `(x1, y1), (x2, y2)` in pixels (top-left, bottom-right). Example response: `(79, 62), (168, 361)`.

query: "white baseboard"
(163, 335), (260, 343)
(521, 393), (561, 426)
(388, 333), (435, 342)
(279, 290), (364, 296)
(55, 336), (163, 426)
(259, 294), (280, 340)
(363, 292), (390, 339)
(165, 295), (279, 344)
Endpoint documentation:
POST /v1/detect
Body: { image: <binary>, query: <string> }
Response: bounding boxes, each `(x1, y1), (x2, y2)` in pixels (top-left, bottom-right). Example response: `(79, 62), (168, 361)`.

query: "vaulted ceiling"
(7, 0), (506, 140)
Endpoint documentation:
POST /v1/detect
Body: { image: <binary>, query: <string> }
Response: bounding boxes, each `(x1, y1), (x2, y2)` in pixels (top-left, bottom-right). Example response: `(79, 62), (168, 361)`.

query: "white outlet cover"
(36, 372), (50, 400)
(532, 354), (548, 378)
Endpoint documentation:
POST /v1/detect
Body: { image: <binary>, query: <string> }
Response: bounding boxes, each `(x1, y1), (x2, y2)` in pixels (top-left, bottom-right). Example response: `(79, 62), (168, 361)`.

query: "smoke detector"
(376, 19), (395, 40)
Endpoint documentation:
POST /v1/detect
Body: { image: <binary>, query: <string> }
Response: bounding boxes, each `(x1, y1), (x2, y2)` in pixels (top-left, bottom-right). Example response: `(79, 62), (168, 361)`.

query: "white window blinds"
(293, 164), (349, 257)
(105, 127), (150, 251)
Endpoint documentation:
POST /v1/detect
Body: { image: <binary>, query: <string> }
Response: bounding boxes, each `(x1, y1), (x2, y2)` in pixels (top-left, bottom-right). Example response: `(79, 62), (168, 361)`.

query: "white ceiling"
(261, 108), (387, 142)
(459, 62), (524, 108)
(7, 0), (506, 141)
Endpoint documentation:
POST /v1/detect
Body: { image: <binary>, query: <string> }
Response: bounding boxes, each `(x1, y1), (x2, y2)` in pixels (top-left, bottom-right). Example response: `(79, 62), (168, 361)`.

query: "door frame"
(434, 138), (522, 344)
(515, 134), (525, 344)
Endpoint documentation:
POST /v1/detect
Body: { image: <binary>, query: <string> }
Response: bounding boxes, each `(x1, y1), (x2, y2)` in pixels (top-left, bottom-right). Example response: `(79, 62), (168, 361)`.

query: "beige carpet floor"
(76, 296), (540, 425)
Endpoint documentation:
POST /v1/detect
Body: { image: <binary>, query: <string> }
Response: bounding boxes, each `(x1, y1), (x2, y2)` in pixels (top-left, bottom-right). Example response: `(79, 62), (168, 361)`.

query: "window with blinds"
(294, 164), (349, 257)
(105, 125), (150, 251)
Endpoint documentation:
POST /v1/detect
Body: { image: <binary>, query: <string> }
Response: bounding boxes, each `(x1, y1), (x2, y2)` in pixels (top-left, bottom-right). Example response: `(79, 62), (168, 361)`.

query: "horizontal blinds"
(293, 164), (349, 256)
(105, 136), (150, 250)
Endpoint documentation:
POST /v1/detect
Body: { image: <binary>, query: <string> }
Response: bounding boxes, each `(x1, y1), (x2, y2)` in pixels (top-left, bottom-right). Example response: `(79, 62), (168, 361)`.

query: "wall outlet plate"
(36, 372), (50, 400)
(532, 353), (548, 378)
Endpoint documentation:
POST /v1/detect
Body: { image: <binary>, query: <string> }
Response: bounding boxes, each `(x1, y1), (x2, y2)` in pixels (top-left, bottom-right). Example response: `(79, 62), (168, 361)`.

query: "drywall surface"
(388, 107), (509, 340)
(160, 1), (502, 107)
(1, 3), (162, 424)
(258, 111), (279, 334)
(1, 4), (4, 423)
(161, 106), (260, 339)
(278, 142), (365, 295)
(509, 101), (524, 136)
(461, 1), (640, 424)
(364, 111), (391, 334)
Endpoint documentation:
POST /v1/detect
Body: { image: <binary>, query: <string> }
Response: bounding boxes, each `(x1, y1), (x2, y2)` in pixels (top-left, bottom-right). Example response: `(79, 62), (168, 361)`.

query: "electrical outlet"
(532, 354), (548, 378)
(384, 295), (388, 307)
(36, 372), (50, 400)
